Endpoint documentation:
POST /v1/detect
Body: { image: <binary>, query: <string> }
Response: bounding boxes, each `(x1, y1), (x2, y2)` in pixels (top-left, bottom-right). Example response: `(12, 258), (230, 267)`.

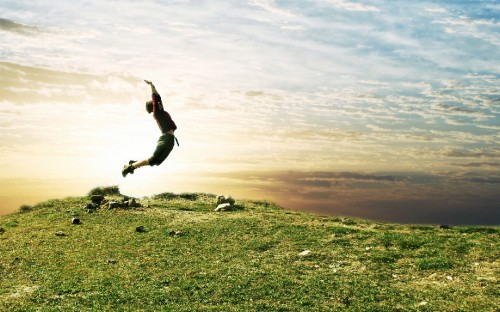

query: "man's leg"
(122, 159), (150, 177)
(132, 159), (149, 169)
(122, 134), (171, 178)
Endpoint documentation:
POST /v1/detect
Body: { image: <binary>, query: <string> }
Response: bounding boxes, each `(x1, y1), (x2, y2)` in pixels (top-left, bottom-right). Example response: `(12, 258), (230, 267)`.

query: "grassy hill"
(0, 187), (498, 311)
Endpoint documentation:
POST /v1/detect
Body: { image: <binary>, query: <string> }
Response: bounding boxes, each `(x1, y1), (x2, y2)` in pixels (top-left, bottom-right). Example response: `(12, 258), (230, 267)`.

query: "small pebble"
(136, 226), (146, 233)
(169, 230), (182, 236)
(298, 250), (312, 256)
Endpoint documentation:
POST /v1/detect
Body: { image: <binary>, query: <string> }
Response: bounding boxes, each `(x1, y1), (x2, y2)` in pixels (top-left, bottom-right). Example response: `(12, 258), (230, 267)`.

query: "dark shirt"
(152, 93), (177, 133)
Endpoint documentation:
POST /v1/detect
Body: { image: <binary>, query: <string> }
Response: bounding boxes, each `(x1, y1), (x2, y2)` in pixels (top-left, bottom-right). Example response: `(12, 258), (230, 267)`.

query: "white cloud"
(433, 16), (500, 45)
(425, 7), (448, 14)
(248, 0), (296, 18)
(323, 0), (380, 12)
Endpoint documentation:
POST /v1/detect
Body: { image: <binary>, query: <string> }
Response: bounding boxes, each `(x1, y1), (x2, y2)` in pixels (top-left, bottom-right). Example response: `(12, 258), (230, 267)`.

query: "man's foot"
(129, 160), (137, 165)
(122, 164), (135, 177)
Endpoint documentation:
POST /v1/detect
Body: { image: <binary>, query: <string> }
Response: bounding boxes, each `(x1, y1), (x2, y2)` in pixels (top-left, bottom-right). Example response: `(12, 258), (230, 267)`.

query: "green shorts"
(148, 133), (175, 166)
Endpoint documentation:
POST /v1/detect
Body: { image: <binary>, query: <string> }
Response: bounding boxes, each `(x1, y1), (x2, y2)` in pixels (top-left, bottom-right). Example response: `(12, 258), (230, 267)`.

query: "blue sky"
(0, 0), (499, 224)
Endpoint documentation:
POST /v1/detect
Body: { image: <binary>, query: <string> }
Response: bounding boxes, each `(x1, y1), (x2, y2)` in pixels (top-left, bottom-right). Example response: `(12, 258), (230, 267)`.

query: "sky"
(0, 0), (499, 224)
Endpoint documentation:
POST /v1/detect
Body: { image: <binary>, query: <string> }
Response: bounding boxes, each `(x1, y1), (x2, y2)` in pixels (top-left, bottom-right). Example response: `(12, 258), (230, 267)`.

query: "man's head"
(145, 100), (153, 114)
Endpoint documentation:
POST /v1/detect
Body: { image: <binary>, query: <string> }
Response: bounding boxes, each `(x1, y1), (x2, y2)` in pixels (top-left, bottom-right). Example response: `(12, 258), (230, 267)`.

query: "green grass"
(0, 190), (498, 311)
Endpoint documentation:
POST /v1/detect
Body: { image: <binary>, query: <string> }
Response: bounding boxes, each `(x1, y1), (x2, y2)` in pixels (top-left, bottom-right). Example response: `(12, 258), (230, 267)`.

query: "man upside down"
(122, 80), (178, 177)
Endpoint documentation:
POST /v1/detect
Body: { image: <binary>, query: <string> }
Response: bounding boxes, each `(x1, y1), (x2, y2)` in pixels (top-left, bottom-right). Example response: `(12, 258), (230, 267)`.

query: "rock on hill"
(0, 187), (498, 311)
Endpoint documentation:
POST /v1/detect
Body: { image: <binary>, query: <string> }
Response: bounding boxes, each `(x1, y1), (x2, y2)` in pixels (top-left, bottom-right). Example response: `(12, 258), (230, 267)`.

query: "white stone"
(298, 250), (312, 256)
(215, 203), (231, 212)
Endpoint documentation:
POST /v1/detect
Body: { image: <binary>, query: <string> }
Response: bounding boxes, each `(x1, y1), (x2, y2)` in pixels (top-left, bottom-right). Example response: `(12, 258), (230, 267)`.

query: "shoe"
(129, 160), (137, 165)
(122, 164), (135, 177)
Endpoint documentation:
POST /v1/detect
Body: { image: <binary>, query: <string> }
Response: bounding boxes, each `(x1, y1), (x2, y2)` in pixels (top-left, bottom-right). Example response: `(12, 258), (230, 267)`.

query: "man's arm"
(144, 80), (159, 95)
(145, 80), (163, 111)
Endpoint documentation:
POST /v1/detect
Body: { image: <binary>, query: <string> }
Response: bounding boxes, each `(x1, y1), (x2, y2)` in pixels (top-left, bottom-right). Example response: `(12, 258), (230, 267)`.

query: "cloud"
(1, 1), (498, 89)
(199, 169), (500, 225)
(0, 18), (39, 35)
(468, 177), (500, 184)
(433, 15), (500, 45)
(435, 103), (486, 117)
(449, 162), (500, 168)
(248, 0), (296, 18)
(216, 170), (402, 190)
(0, 62), (140, 105)
(322, 0), (380, 12)
(443, 147), (500, 158)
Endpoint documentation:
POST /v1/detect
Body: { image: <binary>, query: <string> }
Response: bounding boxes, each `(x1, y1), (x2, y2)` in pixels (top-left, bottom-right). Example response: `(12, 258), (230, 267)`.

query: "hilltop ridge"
(0, 187), (498, 311)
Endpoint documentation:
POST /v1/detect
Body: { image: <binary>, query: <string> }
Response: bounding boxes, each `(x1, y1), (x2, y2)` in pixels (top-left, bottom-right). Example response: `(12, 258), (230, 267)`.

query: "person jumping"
(122, 80), (178, 177)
